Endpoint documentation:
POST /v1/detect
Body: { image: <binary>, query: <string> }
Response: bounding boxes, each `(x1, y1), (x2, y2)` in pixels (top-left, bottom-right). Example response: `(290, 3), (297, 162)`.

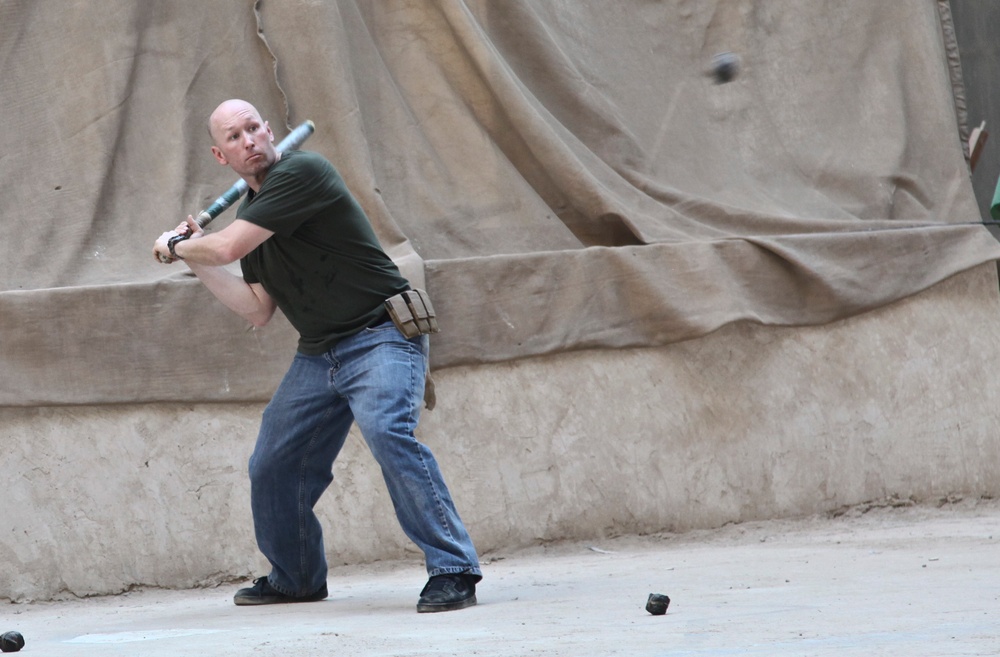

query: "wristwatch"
(167, 234), (188, 260)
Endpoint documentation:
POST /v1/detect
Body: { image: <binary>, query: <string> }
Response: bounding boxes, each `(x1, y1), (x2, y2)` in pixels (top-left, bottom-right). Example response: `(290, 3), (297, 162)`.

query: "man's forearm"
(185, 262), (276, 327)
(154, 217), (273, 268)
(171, 232), (243, 267)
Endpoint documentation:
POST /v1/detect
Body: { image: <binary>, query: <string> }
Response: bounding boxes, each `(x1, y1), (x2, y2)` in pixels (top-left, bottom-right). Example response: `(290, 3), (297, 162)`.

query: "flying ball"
(711, 52), (740, 84)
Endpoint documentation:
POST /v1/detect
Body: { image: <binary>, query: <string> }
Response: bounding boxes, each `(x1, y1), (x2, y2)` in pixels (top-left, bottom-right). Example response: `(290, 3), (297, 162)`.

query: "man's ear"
(264, 120), (275, 143)
(211, 145), (228, 165)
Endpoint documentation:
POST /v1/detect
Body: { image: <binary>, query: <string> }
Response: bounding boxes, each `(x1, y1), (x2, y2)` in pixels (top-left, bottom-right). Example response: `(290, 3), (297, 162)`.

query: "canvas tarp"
(1, 0), (998, 406)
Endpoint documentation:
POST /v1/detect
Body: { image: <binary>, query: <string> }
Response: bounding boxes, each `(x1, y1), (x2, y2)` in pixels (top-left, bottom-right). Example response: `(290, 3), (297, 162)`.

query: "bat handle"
(196, 181), (249, 230)
(194, 210), (213, 229)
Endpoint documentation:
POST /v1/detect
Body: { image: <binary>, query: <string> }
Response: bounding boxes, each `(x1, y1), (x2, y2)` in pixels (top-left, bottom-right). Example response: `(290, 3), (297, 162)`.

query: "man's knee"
(248, 447), (278, 485)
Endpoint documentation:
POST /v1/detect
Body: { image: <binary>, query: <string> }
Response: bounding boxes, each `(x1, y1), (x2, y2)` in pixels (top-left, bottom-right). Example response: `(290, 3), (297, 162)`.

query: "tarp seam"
(253, 0), (292, 130)
(937, 0), (969, 160)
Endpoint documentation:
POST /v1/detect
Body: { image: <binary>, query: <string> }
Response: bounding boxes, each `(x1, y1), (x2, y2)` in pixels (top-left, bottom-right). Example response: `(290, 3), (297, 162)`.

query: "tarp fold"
(1, 0), (997, 406)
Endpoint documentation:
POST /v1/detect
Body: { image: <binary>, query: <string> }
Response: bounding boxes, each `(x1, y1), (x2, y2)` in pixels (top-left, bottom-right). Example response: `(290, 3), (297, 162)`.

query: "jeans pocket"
(363, 319), (396, 333)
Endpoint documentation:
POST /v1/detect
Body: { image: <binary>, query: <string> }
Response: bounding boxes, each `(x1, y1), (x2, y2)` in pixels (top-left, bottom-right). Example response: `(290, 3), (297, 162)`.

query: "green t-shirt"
(237, 150), (410, 354)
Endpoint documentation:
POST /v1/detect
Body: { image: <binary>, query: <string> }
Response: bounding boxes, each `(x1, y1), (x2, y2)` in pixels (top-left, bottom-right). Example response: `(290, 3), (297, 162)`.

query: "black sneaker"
(416, 574), (478, 613)
(233, 577), (328, 606)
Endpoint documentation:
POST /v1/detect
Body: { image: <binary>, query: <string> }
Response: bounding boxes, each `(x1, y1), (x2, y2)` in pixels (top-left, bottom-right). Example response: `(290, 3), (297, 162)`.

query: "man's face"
(210, 104), (278, 179)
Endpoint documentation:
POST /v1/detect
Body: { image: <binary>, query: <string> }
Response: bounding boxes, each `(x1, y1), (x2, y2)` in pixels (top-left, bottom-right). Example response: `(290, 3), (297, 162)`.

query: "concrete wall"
(3, 263), (1000, 602)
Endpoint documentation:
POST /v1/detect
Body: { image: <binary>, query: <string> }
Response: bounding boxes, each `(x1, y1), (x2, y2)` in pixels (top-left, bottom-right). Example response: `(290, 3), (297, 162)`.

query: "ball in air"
(711, 52), (740, 84)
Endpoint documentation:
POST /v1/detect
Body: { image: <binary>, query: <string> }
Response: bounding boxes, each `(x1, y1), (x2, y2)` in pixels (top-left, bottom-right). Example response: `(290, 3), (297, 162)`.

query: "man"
(153, 99), (481, 613)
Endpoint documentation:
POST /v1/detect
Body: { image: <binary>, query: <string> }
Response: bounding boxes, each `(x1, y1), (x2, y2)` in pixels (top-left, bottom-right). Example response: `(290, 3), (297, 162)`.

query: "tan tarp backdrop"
(1, 0), (998, 406)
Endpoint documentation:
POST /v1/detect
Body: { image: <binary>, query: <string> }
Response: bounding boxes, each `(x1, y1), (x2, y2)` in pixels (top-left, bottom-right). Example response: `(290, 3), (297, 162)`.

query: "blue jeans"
(248, 320), (482, 596)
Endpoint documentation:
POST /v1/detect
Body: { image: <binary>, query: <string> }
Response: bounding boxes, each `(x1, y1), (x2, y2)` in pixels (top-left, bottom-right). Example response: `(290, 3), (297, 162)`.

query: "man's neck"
(246, 151), (283, 193)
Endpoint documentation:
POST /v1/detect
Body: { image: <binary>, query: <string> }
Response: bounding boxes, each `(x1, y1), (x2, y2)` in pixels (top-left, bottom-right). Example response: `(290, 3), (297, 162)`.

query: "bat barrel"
(279, 120), (315, 153)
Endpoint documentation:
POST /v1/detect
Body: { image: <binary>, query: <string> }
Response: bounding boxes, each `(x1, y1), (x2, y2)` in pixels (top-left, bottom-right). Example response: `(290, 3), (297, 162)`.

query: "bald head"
(207, 99), (278, 189)
(208, 99), (265, 146)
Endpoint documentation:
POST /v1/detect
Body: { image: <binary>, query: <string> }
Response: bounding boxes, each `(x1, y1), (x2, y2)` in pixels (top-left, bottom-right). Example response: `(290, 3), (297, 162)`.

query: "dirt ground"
(3, 497), (998, 656)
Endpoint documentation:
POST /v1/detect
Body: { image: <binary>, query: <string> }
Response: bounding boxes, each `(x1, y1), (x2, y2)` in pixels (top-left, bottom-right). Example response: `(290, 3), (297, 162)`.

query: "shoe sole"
(234, 597), (279, 606)
(416, 593), (477, 613)
(234, 595), (327, 606)
(234, 587), (328, 606)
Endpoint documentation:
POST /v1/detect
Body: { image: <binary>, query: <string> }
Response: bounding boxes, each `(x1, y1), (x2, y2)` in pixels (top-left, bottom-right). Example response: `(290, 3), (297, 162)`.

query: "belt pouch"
(384, 289), (439, 339)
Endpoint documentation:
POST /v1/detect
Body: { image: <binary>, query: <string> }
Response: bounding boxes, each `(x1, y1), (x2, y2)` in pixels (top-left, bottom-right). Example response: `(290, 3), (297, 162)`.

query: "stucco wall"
(3, 263), (999, 602)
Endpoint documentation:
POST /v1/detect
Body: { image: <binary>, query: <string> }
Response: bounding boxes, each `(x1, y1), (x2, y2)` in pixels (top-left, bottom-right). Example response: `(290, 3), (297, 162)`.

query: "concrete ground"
(3, 498), (998, 657)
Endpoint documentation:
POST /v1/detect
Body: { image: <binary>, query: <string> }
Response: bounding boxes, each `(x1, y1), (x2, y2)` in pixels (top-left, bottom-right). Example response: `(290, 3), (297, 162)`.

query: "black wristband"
(167, 234), (188, 260)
